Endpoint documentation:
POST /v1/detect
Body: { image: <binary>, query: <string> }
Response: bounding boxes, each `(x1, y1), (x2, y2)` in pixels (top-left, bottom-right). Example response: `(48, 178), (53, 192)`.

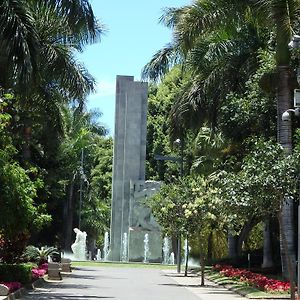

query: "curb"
(225, 283), (289, 299)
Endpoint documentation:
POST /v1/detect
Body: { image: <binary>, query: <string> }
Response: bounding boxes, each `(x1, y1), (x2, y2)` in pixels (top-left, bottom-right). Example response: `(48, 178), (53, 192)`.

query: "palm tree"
(14, 0), (103, 162)
(60, 106), (107, 250)
(0, 0), (103, 91)
(143, 0), (268, 131)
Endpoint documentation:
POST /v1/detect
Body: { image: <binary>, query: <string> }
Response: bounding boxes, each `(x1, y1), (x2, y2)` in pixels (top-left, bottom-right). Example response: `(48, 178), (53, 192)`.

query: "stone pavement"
(18, 266), (247, 300)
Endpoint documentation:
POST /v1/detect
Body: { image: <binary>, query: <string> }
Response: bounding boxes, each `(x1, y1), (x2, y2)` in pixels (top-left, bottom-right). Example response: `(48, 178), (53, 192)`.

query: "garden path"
(20, 265), (246, 300)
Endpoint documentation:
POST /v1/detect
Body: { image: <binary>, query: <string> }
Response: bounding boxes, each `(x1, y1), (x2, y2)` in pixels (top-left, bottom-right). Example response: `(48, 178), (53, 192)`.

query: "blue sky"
(78, 0), (189, 134)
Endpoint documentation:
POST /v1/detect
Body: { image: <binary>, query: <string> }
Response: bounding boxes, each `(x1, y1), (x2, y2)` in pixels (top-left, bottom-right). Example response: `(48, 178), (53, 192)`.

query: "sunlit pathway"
(22, 265), (246, 300)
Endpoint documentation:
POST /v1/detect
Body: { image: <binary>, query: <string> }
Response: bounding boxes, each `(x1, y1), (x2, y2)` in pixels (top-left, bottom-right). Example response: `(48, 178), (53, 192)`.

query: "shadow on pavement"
(162, 274), (199, 278)
(159, 283), (229, 289)
(65, 273), (98, 280)
(25, 292), (115, 299)
(48, 284), (93, 289)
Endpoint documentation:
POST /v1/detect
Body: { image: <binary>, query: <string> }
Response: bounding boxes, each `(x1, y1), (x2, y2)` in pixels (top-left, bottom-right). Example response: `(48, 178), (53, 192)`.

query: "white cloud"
(90, 80), (115, 98)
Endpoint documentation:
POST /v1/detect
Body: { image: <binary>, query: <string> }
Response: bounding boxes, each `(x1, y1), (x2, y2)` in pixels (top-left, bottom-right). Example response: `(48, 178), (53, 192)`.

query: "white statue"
(71, 228), (87, 260)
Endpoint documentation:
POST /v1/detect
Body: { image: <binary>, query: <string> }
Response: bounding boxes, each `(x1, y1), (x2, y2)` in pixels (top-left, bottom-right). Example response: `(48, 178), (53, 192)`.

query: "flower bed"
(0, 262), (48, 294)
(212, 264), (290, 293)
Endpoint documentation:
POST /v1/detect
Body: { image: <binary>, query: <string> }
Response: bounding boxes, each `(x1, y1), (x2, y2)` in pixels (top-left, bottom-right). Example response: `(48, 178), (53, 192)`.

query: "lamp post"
(174, 138), (184, 274)
(286, 35), (300, 298)
(76, 148), (89, 230)
(154, 138), (184, 273)
(78, 148), (84, 230)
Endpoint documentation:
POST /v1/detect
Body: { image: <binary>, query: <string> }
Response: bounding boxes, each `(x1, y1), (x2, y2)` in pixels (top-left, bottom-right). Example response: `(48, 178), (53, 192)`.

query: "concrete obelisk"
(109, 75), (148, 261)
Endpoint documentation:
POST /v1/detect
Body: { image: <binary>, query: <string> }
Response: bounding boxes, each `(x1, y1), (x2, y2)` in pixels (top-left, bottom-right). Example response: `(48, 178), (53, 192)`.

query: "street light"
(282, 34), (300, 299)
(283, 106), (300, 298)
(73, 148), (89, 230)
(173, 138), (184, 274)
(154, 138), (184, 273)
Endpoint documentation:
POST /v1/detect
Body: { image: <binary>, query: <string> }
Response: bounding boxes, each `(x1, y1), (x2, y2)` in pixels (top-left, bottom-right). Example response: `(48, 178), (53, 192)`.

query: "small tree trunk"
(64, 179), (75, 251)
(262, 219), (274, 269)
(228, 233), (238, 258)
(200, 251), (205, 286)
(237, 220), (257, 256)
(172, 236), (178, 260)
(207, 232), (213, 264)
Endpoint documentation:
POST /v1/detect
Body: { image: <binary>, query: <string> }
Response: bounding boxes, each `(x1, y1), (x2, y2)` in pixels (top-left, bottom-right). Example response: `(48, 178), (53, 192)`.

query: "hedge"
(0, 263), (32, 284)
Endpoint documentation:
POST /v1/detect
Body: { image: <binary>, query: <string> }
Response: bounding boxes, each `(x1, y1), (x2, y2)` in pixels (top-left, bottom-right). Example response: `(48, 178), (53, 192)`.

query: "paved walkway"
(20, 266), (246, 300)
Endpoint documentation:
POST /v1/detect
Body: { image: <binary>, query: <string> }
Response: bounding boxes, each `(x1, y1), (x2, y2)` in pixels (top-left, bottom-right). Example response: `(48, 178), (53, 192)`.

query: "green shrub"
(0, 263), (32, 284)
(23, 245), (58, 265)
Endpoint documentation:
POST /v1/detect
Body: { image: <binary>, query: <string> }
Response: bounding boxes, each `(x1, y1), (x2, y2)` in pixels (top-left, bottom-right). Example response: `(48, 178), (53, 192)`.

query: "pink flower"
(38, 263), (48, 271)
(0, 281), (22, 292)
(31, 268), (46, 278)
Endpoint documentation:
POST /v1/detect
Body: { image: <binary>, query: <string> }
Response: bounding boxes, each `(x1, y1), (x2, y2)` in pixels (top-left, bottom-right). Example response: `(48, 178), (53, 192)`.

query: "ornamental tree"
(0, 98), (51, 262)
(216, 138), (299, 279)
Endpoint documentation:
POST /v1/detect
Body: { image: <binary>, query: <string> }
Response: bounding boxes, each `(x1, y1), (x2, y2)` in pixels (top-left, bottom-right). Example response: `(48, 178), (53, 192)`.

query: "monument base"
(128, 230), (162, 263)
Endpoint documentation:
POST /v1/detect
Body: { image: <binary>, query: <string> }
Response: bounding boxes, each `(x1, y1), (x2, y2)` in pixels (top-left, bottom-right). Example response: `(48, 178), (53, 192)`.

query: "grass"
(205, 270), (289, 299)
(72, 261), (176, 269)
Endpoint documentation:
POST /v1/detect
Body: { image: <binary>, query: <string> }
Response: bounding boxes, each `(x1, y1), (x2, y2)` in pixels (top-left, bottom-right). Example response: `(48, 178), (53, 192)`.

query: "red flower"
(212, 264), (290, 293)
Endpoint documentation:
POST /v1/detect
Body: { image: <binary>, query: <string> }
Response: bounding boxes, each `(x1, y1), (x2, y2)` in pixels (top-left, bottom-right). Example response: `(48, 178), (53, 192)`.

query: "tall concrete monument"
(109, 75), (161, 262)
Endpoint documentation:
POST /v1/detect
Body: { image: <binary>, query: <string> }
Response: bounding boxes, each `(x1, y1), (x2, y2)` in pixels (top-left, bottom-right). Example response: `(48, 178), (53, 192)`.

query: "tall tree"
(253, 0), (300, 280)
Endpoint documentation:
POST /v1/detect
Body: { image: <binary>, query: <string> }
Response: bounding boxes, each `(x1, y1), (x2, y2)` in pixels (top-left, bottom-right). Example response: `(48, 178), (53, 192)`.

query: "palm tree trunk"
(277, 65), (295, 281)
(277, 65), (292, 152)
(23, 126), (32, 162)
(279, 209), (296, 300)
(262, 219), (274, 269)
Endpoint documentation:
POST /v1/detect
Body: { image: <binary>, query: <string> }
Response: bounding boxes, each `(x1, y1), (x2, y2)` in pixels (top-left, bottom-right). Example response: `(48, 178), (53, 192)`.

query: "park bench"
(47, 262), (62, 280)
(61, 258), (72, 272)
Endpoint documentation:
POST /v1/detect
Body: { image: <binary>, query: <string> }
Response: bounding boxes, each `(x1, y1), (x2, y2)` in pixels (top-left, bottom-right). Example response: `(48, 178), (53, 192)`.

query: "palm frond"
(0, 0), (39, 87)
(173, 0), (250, 52)
(159, 6), (188, 29)
(47, 0), (105, 44)
(141, 43), (181, 81)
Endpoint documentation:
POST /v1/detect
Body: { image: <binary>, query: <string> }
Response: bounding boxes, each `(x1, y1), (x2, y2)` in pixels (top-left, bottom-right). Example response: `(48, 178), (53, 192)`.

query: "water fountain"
(162, 237), (170, 264)
(143, 233), (150, 263)
(169, 252), (175, 265)
(121, 232), (128, 262)
(103, 232), (109, 261)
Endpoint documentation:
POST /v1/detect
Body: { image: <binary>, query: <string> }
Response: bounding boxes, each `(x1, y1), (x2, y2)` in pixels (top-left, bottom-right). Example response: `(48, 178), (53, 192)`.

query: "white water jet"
(143, 233), (150, 263)
(163, 237), (170, 264)
(121, 232), (128, 262)
(103, 232), (109, 261)
(96, 249), (101, 261)
(169, 252), (175, 265)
